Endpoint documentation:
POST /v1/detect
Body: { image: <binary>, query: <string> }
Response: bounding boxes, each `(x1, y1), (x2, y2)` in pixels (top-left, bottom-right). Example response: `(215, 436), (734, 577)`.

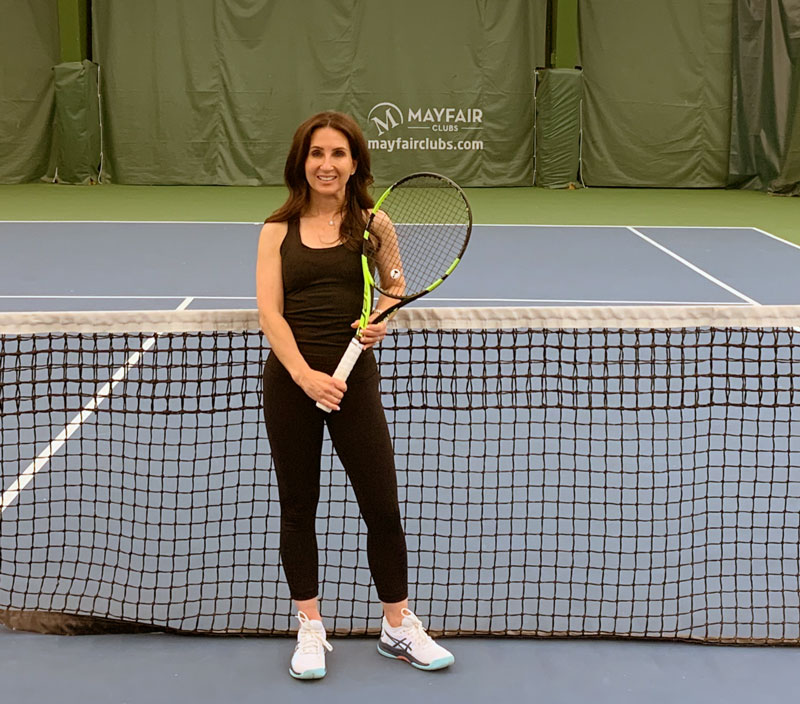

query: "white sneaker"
(289, 612), (332, 680)
(377, 608), (454, 671)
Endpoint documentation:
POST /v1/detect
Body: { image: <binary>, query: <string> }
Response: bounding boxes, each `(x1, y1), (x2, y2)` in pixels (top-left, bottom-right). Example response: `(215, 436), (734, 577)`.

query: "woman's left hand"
(352, 314), (387, 350)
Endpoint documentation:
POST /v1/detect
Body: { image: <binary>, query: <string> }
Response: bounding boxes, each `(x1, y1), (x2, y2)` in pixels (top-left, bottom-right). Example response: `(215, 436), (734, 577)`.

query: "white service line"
(429, 297), (750, 306)
(0, 297), (194, 513)
(0, 220), (771, 230)
(752, 227), (800, 253)
(0, 295), (249, 300)
(0, 220), (262, 225)
(631, 225), (757, 230)
(0, 295), (193, 300)
(626, 226), (758, 305)
(0, 295), (754, 306)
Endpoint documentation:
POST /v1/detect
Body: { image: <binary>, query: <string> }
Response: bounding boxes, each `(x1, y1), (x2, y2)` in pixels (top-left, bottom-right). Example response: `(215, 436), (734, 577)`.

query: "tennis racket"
(317, 172), (472, 412)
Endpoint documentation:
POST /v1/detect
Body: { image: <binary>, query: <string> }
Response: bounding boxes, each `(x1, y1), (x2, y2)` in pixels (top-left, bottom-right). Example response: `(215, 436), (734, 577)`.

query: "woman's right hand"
(296, 369), (348, 411)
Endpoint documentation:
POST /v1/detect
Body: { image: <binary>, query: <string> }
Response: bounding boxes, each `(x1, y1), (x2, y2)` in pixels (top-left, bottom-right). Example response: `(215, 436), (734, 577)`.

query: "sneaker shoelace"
(398, 608), (434, 647)
(296, 612), (333, 655)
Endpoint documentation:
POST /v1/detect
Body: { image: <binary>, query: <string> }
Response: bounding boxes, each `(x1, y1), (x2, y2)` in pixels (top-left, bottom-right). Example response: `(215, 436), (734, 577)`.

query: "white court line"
(630, 225), (759, 230)
(626, 227), (758, 305)
(487, 224), (762, 230)
(0, 295), (255, 301)
(0, 220), (263, 225)
(0, 294), (753, 306)
(0, 295), (193, 300)
(429, 297), (751, 305)
(752, 227), (800, 253)
(0, 296), (194, 514)
(0, 219), (775, 230)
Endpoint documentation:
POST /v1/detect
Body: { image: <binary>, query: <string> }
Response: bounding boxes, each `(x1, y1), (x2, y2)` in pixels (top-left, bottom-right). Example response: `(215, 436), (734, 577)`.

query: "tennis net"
(1, 305), (800, 643)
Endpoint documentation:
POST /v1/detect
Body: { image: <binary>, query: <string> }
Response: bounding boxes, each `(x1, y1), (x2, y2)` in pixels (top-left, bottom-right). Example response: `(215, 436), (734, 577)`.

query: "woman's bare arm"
(256, 222), (346, 410)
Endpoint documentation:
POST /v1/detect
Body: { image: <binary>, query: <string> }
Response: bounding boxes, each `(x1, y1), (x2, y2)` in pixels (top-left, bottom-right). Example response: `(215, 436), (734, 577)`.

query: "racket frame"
(359, 171), (472, 329)
(316, 172), (472, 412)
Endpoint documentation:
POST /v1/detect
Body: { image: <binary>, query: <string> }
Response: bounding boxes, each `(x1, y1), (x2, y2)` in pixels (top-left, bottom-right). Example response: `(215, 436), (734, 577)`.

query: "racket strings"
(369, 176), (470, 296)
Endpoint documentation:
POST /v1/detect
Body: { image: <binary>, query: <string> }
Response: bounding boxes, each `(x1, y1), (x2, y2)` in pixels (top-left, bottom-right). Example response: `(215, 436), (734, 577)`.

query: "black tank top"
(280, 218), (364, 363)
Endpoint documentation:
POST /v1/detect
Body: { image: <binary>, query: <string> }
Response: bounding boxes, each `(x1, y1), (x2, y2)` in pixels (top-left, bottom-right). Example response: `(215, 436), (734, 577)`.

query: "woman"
(256, 111), (454, 680)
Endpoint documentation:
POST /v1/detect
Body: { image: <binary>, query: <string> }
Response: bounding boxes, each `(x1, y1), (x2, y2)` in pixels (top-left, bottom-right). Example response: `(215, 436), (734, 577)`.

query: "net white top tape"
(3, 305), (800, 334)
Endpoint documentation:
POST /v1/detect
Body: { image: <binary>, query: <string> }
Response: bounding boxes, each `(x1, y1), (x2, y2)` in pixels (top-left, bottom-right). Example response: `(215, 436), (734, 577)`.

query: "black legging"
(262, 351), (408, 604)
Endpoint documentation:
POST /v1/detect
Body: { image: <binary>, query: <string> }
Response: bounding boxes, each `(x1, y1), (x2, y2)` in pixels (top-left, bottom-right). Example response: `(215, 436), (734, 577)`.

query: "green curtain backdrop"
(53, 61), (102, 185)
(579, 0), (733, 187)
(92, 0), (546, 186)
(728, 0), (800, 195)
(534, 69), (583, 188)
(0, 0), (60, 183)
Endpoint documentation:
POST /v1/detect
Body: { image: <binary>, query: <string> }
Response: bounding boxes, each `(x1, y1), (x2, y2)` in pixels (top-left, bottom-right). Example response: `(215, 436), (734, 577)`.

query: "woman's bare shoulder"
(370, 209), (394, 233)
(259, 221), (289, 250)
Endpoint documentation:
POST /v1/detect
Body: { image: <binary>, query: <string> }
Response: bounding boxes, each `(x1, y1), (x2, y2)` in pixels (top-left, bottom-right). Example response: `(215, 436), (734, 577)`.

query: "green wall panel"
(579, 0), (732, 187)
(0, 0), (60, 183)
(93, 0), (546, 186)
(729, 0), (800, 195)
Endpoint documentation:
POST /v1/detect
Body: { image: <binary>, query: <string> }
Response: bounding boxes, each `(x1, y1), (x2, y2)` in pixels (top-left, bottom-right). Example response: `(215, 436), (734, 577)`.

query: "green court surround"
(1, 184), (798, 245)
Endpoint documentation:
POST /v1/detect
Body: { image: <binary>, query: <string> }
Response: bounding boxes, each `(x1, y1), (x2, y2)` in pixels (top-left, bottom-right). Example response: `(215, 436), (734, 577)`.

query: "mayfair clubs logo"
(368, 102), (405, 136)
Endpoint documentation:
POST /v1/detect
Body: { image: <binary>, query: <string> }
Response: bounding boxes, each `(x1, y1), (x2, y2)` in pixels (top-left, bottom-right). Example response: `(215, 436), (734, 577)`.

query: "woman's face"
(304, 127), (356, 200)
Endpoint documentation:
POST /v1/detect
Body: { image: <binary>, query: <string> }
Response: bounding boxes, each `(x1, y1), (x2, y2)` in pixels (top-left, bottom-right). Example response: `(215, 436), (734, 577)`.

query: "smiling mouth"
(317, 174), (337, 182)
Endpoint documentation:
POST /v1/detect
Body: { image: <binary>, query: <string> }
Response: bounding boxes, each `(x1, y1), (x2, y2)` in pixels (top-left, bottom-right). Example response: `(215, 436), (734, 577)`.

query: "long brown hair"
(266, 111), (374, 251)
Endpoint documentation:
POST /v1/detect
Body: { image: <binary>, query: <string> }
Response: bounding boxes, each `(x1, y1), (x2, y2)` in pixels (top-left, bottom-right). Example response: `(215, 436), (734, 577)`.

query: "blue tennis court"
(6, 0), (800, 698)
(3, 222), (799, 309)
(2, 221), (800, 703)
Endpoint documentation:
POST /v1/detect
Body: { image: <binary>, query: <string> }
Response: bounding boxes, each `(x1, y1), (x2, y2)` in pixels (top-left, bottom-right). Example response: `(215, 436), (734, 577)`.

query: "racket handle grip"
(316, 336), (364, 413)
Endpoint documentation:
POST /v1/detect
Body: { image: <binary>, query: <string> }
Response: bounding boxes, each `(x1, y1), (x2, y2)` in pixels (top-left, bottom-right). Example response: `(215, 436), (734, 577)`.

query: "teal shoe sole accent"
(415, 654), (455, 671)
(377, 642), (396, 660)
(289, 667), (326, 680)
(377, 642), (454, 671)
